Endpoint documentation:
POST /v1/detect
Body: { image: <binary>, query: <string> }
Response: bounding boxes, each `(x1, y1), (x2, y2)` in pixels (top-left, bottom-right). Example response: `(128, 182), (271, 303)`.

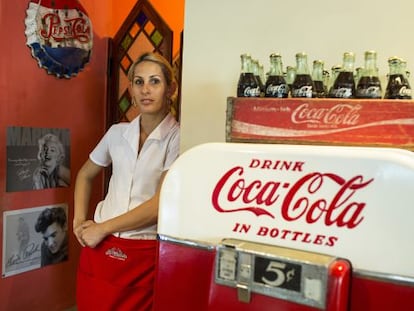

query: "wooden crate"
(226, 96), (414, 151)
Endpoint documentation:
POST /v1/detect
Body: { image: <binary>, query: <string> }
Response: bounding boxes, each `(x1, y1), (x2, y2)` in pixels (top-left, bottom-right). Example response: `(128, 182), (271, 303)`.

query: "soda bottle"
(265, 53), (289, 98)
(237, 53), (261, 97)
(354, 67), (363, 86)
(402, 59), (411, 79)
(291, 52), (314, 98)
(327, 65), (342, 96)
(384, 56), (412, 99)
(252, 59), (265, 96)
(285, 66), (296, 96)
(312, 59), (327, 98)
(329, 52), (356, 98)
(356, 50), (382, 99)
(323, 70), (330, 95)
(259, 63), (266, 94)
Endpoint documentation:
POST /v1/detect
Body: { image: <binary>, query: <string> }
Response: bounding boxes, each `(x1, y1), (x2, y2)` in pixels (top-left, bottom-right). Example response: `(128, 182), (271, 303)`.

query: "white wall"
(180, 0), (414, 152)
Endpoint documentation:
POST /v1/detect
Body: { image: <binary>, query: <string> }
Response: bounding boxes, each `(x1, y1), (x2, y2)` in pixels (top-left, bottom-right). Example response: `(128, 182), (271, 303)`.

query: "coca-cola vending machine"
(153, 142), (414, 310)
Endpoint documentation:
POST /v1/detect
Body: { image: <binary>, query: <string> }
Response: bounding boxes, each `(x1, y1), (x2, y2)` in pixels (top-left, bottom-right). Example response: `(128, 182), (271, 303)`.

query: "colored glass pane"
(118, 68), (129, 100)
(129, 22), (140, 38)
(159, 40), (168, 55)
(119, 96), (130, 113)
(121, 34), (133, 51)
(144, 21), (155, 35)
(151, 30), (163, 47)
(120, 55), (132, 72)
(136, 11), (147, 27)
(128, 33), (153, 61)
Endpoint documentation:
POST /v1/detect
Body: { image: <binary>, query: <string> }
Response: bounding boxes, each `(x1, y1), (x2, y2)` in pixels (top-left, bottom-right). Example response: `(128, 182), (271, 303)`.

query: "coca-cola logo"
(330, 87), (352, 98)
(212, 158), (373, 230)
(291, 103), (361, 125)
(292, 86), (312, 98)
(399, 86), (412, 96)
(356, 86), (381, 98)
(243, 86), (261, 97)
(40, 12), (91, 44)
(266, 84), (288, 97)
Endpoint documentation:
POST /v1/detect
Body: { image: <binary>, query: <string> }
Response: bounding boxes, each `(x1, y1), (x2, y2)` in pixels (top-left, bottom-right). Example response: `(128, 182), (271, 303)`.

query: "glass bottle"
(384, 56), (412, 99)
(312, 60), (327, 98)
(323, 70), (330, 96)
(285, 66), (296, 97)
(401, 59), (410, 79)
(354, 67), (363, 86)
(291, 52), (314, 98)
(356, 50), (382, 99)
(259, 63), (266, 91)
(328, 65), (342, 96)
(237, 53), (260, 97)
(252, 59), (265, 96)
(265, 53), (289, 98)
(329, 52), (356, 98)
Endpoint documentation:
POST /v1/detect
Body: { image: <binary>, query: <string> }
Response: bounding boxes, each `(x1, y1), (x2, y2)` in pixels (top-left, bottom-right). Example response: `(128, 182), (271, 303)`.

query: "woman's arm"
(73, 159), (103, 246)
(79, 171), (168, 248)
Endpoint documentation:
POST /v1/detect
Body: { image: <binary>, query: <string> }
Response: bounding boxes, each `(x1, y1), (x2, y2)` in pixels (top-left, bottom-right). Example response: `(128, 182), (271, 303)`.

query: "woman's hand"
(73, 220), (92, 247)
(75, 221), (108, 248)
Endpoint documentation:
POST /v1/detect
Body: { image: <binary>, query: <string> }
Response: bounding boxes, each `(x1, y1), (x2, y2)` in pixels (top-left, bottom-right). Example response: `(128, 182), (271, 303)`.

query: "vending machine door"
(153, 236), (215, 311)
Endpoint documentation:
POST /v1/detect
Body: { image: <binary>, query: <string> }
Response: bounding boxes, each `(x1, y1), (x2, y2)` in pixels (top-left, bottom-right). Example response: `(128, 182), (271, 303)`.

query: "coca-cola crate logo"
(291, 102), (361, 128)
(211, 156), (374, 248)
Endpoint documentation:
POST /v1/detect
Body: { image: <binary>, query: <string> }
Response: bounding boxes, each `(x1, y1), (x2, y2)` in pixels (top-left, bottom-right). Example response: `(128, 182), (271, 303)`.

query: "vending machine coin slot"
(215, 238), (350, 309)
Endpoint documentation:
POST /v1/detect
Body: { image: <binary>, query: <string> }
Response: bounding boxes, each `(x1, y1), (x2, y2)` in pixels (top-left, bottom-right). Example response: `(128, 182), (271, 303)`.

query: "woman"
(73, 52), (180, 311)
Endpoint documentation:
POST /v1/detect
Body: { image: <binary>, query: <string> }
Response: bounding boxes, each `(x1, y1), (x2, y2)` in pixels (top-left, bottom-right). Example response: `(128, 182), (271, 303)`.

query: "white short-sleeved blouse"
(89, 113), (180, 239)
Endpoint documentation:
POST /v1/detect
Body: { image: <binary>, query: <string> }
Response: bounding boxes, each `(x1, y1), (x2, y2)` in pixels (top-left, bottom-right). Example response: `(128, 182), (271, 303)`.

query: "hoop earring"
(132, 96), (138, 107)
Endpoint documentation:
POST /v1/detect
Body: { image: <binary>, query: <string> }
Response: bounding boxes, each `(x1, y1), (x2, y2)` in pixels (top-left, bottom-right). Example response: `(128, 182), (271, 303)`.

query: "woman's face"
(40, 141), (62, 168)
(130, 61), (171, 116)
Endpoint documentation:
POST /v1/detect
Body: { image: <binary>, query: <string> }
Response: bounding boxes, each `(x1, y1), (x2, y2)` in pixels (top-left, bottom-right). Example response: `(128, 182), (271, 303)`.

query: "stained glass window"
(112, 1), (172, 123)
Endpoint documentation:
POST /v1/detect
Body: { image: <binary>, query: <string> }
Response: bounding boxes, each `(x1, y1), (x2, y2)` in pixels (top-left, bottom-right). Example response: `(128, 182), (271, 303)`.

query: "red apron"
(76, 235), (157, 311)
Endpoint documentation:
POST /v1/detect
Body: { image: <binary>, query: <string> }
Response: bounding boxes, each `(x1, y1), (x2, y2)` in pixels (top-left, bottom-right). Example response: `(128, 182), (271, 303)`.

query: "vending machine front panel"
(156, 143), (414, 310)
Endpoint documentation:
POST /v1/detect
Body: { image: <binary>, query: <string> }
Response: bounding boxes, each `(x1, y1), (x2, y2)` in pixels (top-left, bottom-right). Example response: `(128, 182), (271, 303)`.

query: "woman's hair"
(37, 134), (65, 162)
(127, 52), (176, 87)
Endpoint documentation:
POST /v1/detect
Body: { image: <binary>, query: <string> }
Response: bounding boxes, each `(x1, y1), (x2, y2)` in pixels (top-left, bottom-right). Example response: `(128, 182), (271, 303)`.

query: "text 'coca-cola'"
(211, 157), (374, 229)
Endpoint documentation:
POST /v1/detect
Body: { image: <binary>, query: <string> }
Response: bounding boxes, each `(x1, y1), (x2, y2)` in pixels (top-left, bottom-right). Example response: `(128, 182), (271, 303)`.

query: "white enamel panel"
(159, 143), (414, 278)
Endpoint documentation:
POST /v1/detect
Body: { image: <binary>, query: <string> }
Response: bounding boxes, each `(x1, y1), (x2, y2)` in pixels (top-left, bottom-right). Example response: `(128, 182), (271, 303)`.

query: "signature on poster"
(8, 158), (38, 181)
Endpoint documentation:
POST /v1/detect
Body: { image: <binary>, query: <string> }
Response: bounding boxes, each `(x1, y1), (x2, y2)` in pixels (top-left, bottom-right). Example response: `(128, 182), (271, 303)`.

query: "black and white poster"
(2, 204), (69, 277)
(6, 127), (70, 192)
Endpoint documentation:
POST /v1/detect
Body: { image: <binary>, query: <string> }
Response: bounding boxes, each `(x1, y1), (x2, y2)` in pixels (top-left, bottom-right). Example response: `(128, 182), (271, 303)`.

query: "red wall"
(0, 1), (108, 310)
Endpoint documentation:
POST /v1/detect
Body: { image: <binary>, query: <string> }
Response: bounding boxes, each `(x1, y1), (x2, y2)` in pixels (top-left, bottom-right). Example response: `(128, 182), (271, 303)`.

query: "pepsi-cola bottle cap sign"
(24, 0), (93, 79)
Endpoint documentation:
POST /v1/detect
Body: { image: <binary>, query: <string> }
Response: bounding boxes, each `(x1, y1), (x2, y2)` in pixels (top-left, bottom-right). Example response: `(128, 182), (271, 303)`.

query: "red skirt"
(76, 235), (157, 311)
